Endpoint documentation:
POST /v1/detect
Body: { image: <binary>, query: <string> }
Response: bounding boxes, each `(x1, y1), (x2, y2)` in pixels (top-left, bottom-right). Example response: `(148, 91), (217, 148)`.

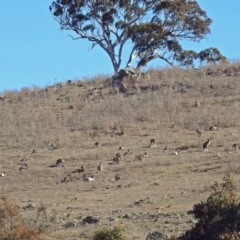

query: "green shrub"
(179, 173), (240, 240)
(93, 225), (126, 240)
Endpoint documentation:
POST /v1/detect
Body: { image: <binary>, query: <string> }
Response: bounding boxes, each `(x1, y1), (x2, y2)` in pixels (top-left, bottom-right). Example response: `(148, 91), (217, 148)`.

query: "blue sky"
(0, 1), (240, 92)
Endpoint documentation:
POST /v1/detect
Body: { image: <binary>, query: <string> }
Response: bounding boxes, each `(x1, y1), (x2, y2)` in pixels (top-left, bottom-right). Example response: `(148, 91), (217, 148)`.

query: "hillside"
(1, 63), (240, 239)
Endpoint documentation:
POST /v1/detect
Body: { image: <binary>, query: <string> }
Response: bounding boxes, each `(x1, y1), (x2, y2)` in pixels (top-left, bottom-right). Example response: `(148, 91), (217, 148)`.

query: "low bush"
(93, 225), (127, 240)
(179, 173), (240, 240)
(0, 196), (45, 240)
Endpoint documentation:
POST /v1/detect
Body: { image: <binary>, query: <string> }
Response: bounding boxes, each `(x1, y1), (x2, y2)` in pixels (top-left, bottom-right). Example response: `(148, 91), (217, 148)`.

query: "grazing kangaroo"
(60, 176), (71, 183)
(162, 146), (168, 151)
(115, 174), (121, 181)
(72, 165), (84, 173)
(94, 142), (100, 148)
(209, 125), (217, 131)
(150, 138), (156, 147)
(119, 129), (124, 136)
(18, 163), (28, 172)
(0, 172), (6, 177)
(56, 159), (64, 167)
(196, 129), (201, 138)
(172, 150), (180, 155)
(31, 149), (37, 154)
(83, 175), (94, 182)
(232, 143), (240, 151)
(134, 155), (142, 161)
(118, 145), (125, 151)
(203, 139), (211, 151)
(123, 149), (131, 156)
(115, 129), (124, 136)
(112, 153), (121, 164)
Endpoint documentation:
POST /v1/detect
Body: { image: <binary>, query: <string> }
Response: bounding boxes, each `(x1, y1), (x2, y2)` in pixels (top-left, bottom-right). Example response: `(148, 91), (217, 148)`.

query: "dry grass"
(1, 62), (240, 239)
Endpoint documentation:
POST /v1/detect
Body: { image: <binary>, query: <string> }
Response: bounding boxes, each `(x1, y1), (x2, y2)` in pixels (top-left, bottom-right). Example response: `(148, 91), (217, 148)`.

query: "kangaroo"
(209, 125), (217, 131)
(115, 174), (121, 181)
(18, 163), (28, 172)
(118, 145), (125, 151)
(72, 165), (84, 173)
(0, 172), (6, 177)
(232, 143), (240, 151)
(196, 129), (201, 138)
(150, 138), (156, 147)
(56, 159), (64, 167)
(172, 150), (180, 155)
(112, 153), (121, 164)
(83, 175), (94, 182)
(134, 155), (142, 161)
(203, 139), (211, 151)
(97, 162), (103, 172)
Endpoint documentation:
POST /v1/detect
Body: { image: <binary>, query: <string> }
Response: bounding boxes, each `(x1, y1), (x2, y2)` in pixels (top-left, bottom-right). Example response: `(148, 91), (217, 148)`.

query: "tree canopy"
(49, 0), (226, 73)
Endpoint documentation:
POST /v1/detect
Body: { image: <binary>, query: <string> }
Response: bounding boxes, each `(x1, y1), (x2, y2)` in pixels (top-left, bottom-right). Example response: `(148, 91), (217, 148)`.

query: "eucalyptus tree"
(50, 0), (226, 72)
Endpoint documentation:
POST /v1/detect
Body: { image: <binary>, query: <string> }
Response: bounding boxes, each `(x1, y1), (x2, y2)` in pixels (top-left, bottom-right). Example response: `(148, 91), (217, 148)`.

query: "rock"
(187, 210), (194, 215)
(146, 231), (167, 240)
(194, 101), (201, 107)
(22, 203), (36, 210)
(122, 213), (138, 220)
(112, 209), (122, 214)
(83, 216), (100, 224)
(111, 67), (137, 87)
(64, 220), (80, 228)
(134, 197), (152, 205)
(122, 214), (131, 219)
(118, 68), (136, 78)
(119, 82), (127, 93)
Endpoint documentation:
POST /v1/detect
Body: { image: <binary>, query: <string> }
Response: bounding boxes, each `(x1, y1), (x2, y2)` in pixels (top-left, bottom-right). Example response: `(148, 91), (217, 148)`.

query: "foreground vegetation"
(179, 173), (240, 240)
(0, 196), (44, 240)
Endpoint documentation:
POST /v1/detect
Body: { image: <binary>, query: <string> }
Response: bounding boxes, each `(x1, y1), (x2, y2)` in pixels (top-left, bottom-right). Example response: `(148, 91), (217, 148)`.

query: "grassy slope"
(1, 63), (240, 239)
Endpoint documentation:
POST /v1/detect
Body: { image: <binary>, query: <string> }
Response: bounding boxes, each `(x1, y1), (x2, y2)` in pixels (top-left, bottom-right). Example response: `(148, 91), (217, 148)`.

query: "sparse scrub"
(179, 173), (240, 240)
(0, 196), (45, 240)
(93, 225), (127, 240)
(35, 203), (57, 233)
